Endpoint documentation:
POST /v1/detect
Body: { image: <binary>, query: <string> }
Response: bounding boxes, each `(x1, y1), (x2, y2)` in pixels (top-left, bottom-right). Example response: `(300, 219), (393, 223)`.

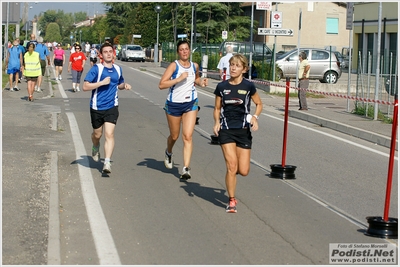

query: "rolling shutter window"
(326, 18), (339, 34)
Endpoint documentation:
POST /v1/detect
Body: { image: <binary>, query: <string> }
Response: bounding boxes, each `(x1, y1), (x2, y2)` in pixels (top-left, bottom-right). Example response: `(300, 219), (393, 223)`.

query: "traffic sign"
(258, 28), (294, 36)
(271, 11), (282, 29)
(271, 22), (282, 29)
(177, 34), (187, 38)
(256, 2), (272, 11)
(222, 30), (228, 40)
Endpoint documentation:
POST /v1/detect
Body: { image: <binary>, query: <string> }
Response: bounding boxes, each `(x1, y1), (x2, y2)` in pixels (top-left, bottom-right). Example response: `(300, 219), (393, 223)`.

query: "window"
(326, 18), (339, 34)
(312, 50), (329, 60)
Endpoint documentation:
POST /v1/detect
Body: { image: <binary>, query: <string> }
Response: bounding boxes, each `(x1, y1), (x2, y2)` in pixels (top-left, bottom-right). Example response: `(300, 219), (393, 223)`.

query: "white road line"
(66, 112), (121, 265)
(48, 151), (61, 265)
(264, 113), (397, 160)
(130, 67), (161, 79)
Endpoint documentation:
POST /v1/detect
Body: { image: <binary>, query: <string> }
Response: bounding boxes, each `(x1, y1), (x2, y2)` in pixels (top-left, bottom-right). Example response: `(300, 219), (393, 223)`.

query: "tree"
(44, 23), (61, 43)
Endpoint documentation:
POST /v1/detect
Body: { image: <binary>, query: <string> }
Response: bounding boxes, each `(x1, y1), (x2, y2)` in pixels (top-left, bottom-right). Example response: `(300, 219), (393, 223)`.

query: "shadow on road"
(137, 157), (181, 178)
(180, 181), (227, 208)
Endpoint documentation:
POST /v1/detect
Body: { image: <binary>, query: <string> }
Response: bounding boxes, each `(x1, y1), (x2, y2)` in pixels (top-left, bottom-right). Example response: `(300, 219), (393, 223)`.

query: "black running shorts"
(90, 106), (119, 129)
(218, 128), (252, 149)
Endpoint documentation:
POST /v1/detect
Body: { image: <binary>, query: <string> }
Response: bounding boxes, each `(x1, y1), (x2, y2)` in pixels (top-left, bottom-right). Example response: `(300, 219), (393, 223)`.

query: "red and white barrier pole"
(281, 77), (290, 167)
(270, 77), (297, 179)
(365, 94), (398, 239)
(383, 94), (398, 221)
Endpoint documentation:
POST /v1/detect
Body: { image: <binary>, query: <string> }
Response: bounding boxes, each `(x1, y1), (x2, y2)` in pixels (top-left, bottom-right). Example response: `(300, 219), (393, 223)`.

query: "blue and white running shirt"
(84, 64), (124, 110)
(166, 60), (198, 103)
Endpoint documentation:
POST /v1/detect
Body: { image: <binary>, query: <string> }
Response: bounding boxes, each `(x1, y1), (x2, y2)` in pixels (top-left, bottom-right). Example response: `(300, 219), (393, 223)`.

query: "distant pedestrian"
(53, 43), (65, 81)
(158, 40), (208, 180)
(217, 45), (234, 80)
(89, 44), (99, 67)
(213, 54), (263, 213)
(298, 51), (310, 110)
(17, 38), (26, 83)
(85, 42), (91, 57)
(23, 43), (41, 101)
(82, 42), (131, 174)
(68, 43), (86, 92)
(5, 39), (23, 91)
(26, 33), (37, 51)
(34, 37), (51, 92)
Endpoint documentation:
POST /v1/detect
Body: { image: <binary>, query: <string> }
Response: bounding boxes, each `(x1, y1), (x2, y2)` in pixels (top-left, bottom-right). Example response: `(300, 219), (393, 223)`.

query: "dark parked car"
(219, 41), (272, 61)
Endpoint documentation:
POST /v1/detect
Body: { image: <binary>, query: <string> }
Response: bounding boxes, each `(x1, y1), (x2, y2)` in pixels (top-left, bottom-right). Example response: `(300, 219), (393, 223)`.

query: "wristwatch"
(253, 115), (259, 120)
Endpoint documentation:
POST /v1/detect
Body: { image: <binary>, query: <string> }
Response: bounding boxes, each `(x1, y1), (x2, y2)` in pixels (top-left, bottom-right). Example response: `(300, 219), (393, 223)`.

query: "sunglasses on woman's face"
(75, 47), (80, 50)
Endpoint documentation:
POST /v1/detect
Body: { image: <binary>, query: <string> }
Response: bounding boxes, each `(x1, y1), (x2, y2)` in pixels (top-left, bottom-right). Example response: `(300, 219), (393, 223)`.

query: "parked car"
(333, 51), (347, 69)
(192, 44), (219, 55)
(273, 48), (342, 83)
(119, 44), (145, 62)
(219, 41), (273, 61)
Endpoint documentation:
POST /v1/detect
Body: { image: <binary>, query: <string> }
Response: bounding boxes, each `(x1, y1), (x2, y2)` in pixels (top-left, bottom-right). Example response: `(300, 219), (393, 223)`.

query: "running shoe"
(103, 161), (111, 173)
(13, 87), (20, 91)
(59, 75), (62, 80)
(180, 167), (191, 180)
(55, 77), (58, 81)
(92, 145), (100, 162)
(226, 198), (238, 213)
(164, 149), (173, 169)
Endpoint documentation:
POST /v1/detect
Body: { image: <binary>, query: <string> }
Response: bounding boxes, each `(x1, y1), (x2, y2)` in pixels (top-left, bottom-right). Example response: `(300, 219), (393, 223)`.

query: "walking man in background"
(217, 45), (234, 80)
(34, 37), (50, 92)
(5, 39), (23, 91)
(26, 33), (38, 51)
(298, 51), (310, 111)
(85, 42), (91, 57)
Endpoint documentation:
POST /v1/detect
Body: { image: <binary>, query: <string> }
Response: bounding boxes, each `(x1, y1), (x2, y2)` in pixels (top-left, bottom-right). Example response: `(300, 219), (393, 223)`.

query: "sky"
(25, 1), (107, 20)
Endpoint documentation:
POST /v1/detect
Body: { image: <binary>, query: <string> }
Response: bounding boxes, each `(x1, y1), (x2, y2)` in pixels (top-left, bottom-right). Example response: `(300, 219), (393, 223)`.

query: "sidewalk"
(143, 63), (397, 150)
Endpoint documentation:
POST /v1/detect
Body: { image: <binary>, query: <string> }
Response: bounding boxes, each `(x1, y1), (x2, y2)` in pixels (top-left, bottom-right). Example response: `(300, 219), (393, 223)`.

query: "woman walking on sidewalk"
(68, 43), (86, 92)
(23, 43), (41, 101)
(213, 54), (263, 213)
(158, 40), (208, 180)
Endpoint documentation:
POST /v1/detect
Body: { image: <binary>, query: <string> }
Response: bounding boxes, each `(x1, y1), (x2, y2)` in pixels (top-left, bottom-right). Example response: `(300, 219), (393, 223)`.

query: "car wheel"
(322, 71), (338, 84)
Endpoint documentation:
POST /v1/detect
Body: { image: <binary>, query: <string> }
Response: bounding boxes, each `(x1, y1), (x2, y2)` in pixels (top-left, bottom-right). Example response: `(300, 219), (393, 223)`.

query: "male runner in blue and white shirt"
(83, 42), (131, 174)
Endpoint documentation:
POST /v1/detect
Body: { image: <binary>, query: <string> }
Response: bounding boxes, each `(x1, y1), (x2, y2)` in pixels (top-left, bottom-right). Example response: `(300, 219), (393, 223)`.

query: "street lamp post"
(74, 31), (77, 44)
(79, 30), (82, 44)
(154, 5), (162, 64)
(190, 2), (197, 62)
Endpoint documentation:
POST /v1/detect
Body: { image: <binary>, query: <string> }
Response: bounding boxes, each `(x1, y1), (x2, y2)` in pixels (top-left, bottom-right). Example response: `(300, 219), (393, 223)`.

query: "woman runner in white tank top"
(159, 40), (208, 180)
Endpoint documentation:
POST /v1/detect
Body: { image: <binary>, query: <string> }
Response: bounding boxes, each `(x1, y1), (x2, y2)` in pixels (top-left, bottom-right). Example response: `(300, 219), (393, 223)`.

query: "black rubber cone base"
(365, 216), (398, 239)
(270, 164), (297, 179)
(210, 135), (219, 145)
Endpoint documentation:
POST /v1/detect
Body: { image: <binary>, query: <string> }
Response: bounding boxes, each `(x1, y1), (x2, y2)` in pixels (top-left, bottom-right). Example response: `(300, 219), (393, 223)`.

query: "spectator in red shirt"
(68, 44), (87, 92)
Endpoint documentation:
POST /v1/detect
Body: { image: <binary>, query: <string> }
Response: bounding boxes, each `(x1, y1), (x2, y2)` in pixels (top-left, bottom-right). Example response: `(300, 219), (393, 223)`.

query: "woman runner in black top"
(213, 54), (263, 213)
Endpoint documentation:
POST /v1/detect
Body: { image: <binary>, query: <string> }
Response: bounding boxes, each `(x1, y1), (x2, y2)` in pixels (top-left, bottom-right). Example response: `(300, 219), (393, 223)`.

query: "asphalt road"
(2, 59), (398, 265)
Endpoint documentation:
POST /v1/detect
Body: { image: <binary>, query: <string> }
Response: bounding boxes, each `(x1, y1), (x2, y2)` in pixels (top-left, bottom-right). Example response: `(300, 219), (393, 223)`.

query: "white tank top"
(166, 60), (198, 103)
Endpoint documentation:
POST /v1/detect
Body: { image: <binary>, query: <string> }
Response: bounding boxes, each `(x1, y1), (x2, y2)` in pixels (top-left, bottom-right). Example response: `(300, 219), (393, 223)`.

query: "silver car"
(275, 48), (342, 83)
(119, 45), (145, 62)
